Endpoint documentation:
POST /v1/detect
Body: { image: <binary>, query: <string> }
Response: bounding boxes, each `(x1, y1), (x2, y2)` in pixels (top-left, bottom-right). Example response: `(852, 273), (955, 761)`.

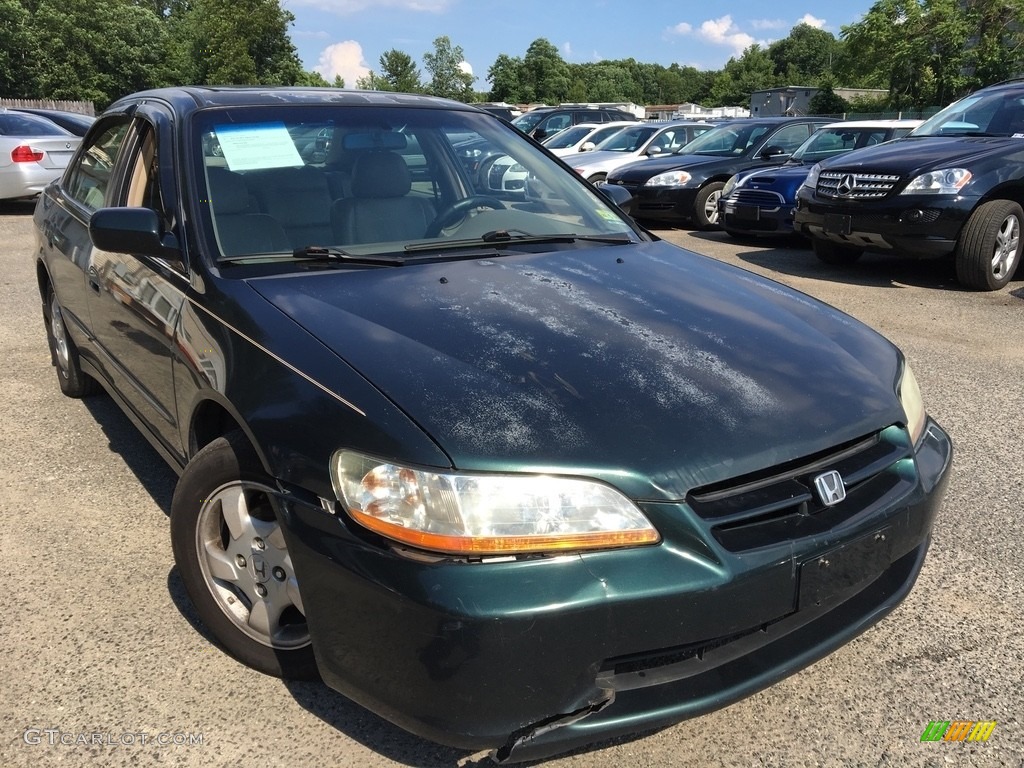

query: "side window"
(768, 124), (811, 153)
(64, 119), (130, 211)
(541, 114), (572, 134)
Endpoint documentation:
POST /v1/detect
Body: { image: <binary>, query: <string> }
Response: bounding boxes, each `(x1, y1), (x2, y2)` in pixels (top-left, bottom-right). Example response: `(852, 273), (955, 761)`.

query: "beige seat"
(207, 167), (290, 257)
(331, 152), (436, 245)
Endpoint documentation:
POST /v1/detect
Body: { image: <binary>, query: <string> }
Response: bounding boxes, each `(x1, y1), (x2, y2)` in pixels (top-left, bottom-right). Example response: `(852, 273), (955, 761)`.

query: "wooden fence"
(0, 98), (94, 115)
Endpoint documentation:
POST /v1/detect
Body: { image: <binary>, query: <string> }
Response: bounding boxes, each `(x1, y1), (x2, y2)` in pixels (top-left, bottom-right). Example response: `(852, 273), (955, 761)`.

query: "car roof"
(819, 119), (924, 129)
(106, 86), (480, 115)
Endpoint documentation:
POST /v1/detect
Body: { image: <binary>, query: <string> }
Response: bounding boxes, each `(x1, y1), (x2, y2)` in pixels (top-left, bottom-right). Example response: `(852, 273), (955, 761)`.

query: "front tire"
(170, 432), (318, 680)
(693, 182), (725, 230)
(812, 238), (863, 266)
(44, 286), (98, 398)
(954, 200), (1023, 291)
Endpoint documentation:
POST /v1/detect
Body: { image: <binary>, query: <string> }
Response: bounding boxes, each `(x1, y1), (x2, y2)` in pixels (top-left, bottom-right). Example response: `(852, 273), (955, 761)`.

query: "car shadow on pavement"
(689, 231), (977, 291)
(81, 395), (177, 516)
(0, 199), (38, 216)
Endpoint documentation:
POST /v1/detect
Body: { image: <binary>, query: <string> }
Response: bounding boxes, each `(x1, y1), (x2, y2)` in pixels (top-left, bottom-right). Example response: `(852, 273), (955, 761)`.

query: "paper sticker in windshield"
(215, 123), (303, 171)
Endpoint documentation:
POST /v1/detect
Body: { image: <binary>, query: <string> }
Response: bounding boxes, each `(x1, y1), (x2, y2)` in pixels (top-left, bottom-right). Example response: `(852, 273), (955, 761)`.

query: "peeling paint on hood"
(247, 241), (904, 499)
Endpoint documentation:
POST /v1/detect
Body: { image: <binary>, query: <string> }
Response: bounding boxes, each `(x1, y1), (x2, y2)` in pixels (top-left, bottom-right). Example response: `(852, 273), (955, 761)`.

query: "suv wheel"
(813, 239), (863, 266)
(693, 182), (725, 229)
(954, 200), (1023, 291)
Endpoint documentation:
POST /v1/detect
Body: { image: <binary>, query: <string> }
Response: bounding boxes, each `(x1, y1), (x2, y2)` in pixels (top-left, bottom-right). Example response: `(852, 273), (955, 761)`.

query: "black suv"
(511, 105), (638, 140)
(795, 79), (1024, 290)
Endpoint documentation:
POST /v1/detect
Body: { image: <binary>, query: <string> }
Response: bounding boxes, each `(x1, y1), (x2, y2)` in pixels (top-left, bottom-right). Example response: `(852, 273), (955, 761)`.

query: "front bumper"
(794, 192), (977, 257)
(277, 420), (952, 761)
(608, 182), (700, 222)
(720, 194), (794, 236)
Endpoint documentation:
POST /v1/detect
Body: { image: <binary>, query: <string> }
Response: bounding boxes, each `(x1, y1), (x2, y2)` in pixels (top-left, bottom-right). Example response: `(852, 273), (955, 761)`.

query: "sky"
(282, 0), (880, 92)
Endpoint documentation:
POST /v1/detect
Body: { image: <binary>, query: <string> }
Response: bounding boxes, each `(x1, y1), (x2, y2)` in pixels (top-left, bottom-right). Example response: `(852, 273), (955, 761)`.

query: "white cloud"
(797, 13), (826, 28)
(751, 18), (786, 31)
(287, 0), (451, 12)
(667, 22), (693, 36)
(313, 40), (370, 85)
(562, 41), (573, 58)
(697, 15), (757, 56)
(458, 60), (473, 76)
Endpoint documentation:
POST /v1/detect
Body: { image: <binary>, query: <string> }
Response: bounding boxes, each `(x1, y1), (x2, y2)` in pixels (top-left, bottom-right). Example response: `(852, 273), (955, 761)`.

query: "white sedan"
(542, 121), (635, 157)
(572, 121), (711, 183)
(0, 110), (82, 201)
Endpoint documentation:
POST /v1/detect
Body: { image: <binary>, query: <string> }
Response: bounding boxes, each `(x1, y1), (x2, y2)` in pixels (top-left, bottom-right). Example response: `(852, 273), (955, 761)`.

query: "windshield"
(595, 125), (659, 152)
(510, 111), (545, 133)
(675, 122), (770, 156)
(792, 125), (901, 163)
(914, 90), (1024, 137)
(543, 125), (594, 149)
(0, 112), (73, 137)
(191, 104), (640, 268)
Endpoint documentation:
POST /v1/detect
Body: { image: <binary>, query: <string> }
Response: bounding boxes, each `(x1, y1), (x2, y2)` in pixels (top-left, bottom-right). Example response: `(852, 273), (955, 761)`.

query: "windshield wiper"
(404, 231), (635, 253)
(291, 245), (406, 265)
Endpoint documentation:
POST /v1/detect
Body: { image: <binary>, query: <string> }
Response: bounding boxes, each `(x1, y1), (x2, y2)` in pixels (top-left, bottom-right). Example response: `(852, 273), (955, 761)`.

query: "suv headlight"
(800, 163), (821, 192)
(900, 168), (972, 195)
(644, 170), (693, 187)
(331, 451), (660, 555)
(898, 361), (927, 446)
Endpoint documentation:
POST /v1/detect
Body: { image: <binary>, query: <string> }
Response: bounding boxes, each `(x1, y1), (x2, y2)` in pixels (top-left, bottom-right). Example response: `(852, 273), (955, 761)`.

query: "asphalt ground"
(1, 200), (1021, 767)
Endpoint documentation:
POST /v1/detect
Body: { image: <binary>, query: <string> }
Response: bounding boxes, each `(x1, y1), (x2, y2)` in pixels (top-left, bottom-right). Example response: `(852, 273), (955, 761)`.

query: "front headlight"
(331, 451), (661, 555)
(722, 173), (740, 198)
(644, 169), (693, 187)
(800, 163), (821, 192)
(900, 167), (972, 195)
(898, 361), (928, 446)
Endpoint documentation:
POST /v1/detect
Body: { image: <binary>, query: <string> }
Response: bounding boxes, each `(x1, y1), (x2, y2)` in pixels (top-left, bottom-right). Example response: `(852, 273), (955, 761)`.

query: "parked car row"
(31, 86), (951, 763)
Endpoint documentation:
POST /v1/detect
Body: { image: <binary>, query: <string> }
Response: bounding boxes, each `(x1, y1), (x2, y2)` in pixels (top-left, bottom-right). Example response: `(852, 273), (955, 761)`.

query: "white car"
(572, 121), (711, 182)
(0, 110), (82, 201)
(542, 121), (635, 157)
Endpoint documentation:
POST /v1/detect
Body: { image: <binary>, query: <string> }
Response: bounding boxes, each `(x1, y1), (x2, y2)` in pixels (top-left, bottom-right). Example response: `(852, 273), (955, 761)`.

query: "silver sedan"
(0, 110), (82, 201)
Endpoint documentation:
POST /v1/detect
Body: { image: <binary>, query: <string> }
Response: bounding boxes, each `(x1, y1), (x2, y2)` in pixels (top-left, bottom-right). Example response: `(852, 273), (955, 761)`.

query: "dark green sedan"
(31, 87), (952, 763)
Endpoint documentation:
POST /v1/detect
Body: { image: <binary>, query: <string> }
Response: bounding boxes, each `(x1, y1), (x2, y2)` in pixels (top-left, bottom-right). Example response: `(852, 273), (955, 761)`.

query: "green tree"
(0, 0), (39, 97)
(423, 35), (475, 101)
(808, 83), (850, 115)
(32, 0), (174, 107)
(709, 44), (779, 106)
(767, 23), (841, 84)
(176, 0), (307, 86)
(487, 54), (524, 102)
(962, 0), (1024, 90)
(379, 49), (422, 93)
(522, 38), (570, 103)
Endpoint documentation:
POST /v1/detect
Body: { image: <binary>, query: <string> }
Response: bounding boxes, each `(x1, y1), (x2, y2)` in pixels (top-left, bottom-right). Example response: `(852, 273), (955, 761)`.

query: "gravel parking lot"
(2, 201), (1021, 768)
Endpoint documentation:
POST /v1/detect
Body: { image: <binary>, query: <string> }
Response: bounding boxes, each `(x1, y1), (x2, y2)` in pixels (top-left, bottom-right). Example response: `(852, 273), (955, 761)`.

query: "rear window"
(0, 112), (73, 137)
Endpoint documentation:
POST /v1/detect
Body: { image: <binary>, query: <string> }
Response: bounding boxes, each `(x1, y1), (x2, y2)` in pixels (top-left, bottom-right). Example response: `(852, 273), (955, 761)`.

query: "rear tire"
(693, 182), (725, 230)
(954, 200), (1022, 291)
(171, 431), (319, 680)
(812, 238), (863, 266)
(44, 286), (98, 398)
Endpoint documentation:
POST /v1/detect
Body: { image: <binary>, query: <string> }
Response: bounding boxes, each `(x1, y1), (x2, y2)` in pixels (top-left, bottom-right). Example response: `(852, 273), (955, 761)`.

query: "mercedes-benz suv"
(794, 79), (1024, 290)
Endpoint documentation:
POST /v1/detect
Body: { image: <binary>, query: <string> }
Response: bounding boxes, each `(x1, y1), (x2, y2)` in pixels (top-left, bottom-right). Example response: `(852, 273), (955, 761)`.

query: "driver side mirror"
(580, 141), (596, 152)
(760, 145), (789, 159)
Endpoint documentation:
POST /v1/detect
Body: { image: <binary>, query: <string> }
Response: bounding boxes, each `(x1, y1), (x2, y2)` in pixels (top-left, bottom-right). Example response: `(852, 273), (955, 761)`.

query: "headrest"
(351, 152), (412, 198)
(207, 167), (250, 215)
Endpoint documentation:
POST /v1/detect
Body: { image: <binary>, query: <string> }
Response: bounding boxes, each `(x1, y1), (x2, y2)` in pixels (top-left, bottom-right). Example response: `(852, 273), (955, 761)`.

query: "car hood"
(569, 149), (643, 173)
(742, 163), (812, 186)
(819, 135), (1021, 175)
(609, 153), (739, 183)
(247, 242), (903, 500)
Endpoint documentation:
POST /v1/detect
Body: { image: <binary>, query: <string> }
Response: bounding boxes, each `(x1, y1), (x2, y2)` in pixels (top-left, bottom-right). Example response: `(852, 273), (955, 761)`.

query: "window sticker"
(215, 123), (303, 171)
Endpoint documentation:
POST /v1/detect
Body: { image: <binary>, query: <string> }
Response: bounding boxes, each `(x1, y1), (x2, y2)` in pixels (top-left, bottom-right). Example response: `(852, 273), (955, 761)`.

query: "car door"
(37, 117), (131, 358)
(84, 109), (189, 461)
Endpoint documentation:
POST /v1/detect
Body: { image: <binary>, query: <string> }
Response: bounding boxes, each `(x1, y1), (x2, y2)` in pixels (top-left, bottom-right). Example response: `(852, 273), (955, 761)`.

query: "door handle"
(87, 266), (100, 293)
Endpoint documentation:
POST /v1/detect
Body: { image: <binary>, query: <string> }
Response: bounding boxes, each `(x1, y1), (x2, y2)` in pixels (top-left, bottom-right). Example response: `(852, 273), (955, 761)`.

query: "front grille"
(733, 189), (785, 206)
(817, 171), (901, 200)
(687, 425), (915, 552)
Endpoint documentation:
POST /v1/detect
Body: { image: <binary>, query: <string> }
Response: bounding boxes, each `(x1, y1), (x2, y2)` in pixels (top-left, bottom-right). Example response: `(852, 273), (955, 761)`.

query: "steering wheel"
(425, 196), (506, 237)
